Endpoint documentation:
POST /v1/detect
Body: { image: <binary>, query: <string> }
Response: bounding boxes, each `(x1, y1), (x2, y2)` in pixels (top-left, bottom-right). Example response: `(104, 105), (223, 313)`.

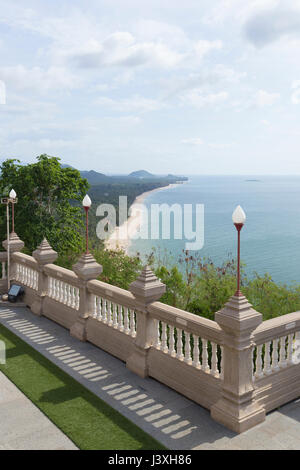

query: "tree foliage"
(146, 249), (300, 321)
(0, 155), (89, 255)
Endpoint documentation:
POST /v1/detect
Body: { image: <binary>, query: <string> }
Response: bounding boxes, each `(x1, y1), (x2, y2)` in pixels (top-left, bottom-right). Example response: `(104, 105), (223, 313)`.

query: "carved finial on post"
(127, 266), (166, 378)
(70, 252), (102, 341)
(211, 293), (265, 433)
(2, 231), (24, 253)
(33, 238), (58, 265)
(129, 265), (166, 307)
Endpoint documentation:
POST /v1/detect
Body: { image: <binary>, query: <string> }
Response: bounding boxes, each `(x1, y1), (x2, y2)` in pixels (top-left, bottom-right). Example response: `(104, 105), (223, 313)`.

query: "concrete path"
(0, 305), (299, 450)
(0, 370), (77, 450)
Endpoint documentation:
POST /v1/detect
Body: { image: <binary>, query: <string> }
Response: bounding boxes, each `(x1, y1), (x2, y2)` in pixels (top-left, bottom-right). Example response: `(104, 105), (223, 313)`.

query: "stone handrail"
(44, 263), (81, 288)
(253, 310), (300, 344)
(12, 252), (38, 270)
(2, 235), (300, 434)
(252, 311), (300, 382)
(87, 279), (137, 337)
(148, 301), (223, 379)
(87, 279), (137, 310)
(148, 301), (222, 343)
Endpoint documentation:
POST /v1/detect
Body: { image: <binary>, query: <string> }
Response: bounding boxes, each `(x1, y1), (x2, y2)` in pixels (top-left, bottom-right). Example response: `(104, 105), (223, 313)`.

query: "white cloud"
(70, 32), (183, 69)
(194, 40), (223, 59)
(134, 19), (189, 48)
(96, 95), (163, 113)
(0, 65), (80, 93)
(291, 80), (300, 104)
(181, 138), (203, 145)
(0, 80), (6, 104)
(253, 89), (280, 107)
(180, 89), (228, 108)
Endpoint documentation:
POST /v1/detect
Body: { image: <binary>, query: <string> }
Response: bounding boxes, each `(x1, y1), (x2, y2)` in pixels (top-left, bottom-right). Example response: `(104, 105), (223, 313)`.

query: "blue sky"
(1, 0), (300, 175)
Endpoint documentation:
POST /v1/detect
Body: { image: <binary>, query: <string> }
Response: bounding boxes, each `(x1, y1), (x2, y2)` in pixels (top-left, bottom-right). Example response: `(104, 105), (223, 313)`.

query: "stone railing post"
(126, 266), (166, 378)
(2, 231), (24, 285)
(70, 253), (102, 341)
(211, 294), (266, 433)
(32, 239), (58, 316)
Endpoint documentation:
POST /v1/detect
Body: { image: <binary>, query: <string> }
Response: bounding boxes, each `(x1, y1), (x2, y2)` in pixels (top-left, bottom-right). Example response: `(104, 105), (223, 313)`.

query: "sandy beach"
(104, 183), (178, 254)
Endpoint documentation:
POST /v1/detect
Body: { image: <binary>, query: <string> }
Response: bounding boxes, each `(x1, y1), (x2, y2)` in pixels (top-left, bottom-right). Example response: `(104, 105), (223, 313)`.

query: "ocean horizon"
(128, 175), (300, 285)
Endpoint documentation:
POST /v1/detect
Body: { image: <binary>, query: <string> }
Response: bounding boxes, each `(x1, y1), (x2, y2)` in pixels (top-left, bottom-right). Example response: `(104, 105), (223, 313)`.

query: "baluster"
(102, 299), (108, 323)
(66, 284), (70, 306)
(129, 309), (136, 336)
(192, 334), (200, 369)
(154, 319), (161, 349)
(169, 326), (176, 357)
(15, 263), (19, 281)
(61, 282), (66, 304)
(75, 288), (80, 310)
(107, 301), (112, 325)
(176, 328), (184, 361)
(124, 307), (130, 334)
(48, 277), (52, 298)
(263, 341), (272, 374)
(113, 303), (118, 328)
(161, 322), (168, 353)
(272, 338), (279, 371)
(279, 336), (287, 368)
(117, 305), (122, 331)
(92, 295), (97, 318)
(96, 297), (102, 320)
(184, 331), (192, 365)
(57, 280), (60, 300)
(70, 286), (75, 308)
(202, 339), (210, 372)
(287, 333), (294, 364)
(255, 344), (263, 379)
(293, 331), (300, 364)
(59, 281), (63, 302)
(220, 346), (224, 379)
(211, 342), (219, 377)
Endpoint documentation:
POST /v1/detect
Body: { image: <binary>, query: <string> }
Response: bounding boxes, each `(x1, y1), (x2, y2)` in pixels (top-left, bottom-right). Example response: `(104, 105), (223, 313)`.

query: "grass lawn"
(0, 323), (165, 450)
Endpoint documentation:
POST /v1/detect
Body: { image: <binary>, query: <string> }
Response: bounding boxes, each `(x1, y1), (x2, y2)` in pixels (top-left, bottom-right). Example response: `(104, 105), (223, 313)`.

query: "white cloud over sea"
(0, 0), (300, 174)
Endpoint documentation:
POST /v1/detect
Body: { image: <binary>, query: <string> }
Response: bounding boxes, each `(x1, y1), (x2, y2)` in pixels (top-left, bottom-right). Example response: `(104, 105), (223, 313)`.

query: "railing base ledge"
(211, 398), (266, 434)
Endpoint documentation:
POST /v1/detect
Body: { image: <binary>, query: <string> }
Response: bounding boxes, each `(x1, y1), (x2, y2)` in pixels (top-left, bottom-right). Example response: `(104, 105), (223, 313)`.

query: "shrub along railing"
(0, 232), (299, 434)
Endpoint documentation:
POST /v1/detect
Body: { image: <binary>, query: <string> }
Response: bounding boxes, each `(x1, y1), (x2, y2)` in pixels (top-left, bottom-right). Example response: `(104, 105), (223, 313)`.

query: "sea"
(128, 175), (300, 285)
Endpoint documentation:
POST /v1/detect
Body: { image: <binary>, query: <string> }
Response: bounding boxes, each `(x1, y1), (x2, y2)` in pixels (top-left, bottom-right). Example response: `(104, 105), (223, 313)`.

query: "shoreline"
(104, 183), (179, 254)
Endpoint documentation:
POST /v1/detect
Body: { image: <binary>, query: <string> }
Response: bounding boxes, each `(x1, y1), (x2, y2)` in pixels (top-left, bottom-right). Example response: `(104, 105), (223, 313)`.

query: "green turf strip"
(0, 323), (165, 450)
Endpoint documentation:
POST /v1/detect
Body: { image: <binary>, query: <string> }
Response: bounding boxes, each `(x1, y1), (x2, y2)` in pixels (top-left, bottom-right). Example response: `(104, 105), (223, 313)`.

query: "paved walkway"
(0, 370), (77, 450)
(0, 305), (299, 450)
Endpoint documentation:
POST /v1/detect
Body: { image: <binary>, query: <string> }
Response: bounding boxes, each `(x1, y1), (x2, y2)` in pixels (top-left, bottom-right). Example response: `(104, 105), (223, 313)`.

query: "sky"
(1, 0), (300, 175)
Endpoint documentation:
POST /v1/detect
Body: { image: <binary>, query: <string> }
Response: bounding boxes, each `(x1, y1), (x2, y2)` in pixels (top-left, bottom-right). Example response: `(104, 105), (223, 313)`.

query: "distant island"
(245, 179), (261, 182)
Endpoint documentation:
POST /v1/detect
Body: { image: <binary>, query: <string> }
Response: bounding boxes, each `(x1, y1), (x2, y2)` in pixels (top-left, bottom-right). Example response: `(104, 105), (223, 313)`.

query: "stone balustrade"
(0, 232), (299, 434)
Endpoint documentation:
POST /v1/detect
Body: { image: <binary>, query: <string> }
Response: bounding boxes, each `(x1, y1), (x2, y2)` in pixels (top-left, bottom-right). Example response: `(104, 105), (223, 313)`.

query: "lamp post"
(82, 194), (91, 254)
(9, 189), (17, 233)
(232, 205), (246, 297)
(1, 189), (18, 292)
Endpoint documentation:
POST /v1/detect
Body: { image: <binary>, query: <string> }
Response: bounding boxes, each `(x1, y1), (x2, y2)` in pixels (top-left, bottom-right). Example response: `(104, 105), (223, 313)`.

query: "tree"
(0, 155), (89, 256)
